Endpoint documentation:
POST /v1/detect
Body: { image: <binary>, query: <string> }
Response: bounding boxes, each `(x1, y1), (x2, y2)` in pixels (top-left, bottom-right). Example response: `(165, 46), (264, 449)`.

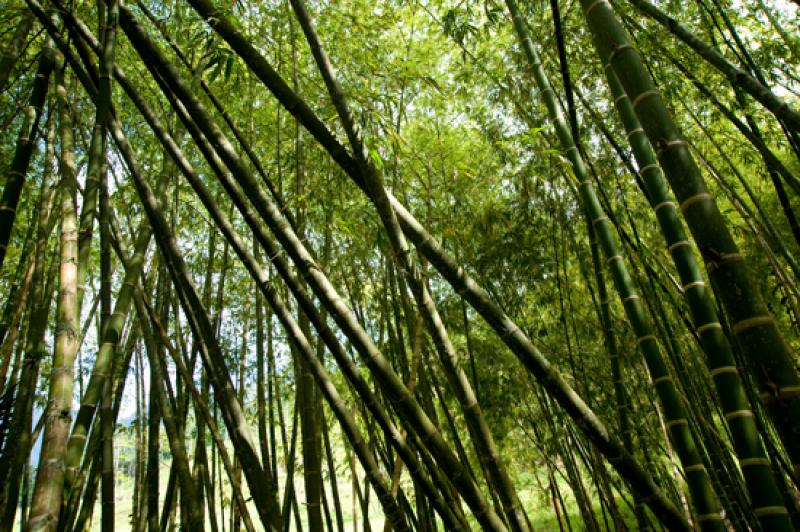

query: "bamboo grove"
(0, 0), (798, 529)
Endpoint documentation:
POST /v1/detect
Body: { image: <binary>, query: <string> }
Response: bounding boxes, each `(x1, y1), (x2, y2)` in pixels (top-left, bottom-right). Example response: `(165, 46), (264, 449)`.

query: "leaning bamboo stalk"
(627, 0), (800, 133)
(177, 0), (690, 526)
(0, 10), (34, 92)
(0, 47), (55, 271)
(599, 65), (791, 528)
(0, 113), (58, 528)
(97, 6), (118, 527)
(110, 6), (502, 528)
(504, 0), (723, 527)
(579, 0), (800, 484)
(27, 66), (80, 532)
(145, 70), (465, 530)
(289, 1), (529, 529)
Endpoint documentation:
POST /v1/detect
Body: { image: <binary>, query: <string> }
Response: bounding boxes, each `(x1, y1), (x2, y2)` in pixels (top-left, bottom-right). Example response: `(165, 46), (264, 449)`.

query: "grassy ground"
(70, 462), (637, 531)
(12, 426), (641, 530)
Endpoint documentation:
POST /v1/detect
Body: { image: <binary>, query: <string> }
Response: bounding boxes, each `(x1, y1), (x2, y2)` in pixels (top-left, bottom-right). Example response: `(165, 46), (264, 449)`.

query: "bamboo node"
(652, 375), (672, 385)
(631, 90), (660, 111)
(668, 240), (690, 252)
(664, 418), (688, 429)
(684, 464), (706, 473)
(738, 457), (770, 467)
(682, 280), (705, 291)
(653, 200), (675, 213)
(613, 93), (629, 105)
(732, 315), (772, 334)
(709, 366), (738, 377)
(695, 322), (721, 334)
(636, 334), (656, 345)
(584, 0), (610, 18)
(639, 163), (660, 176)
(696, 513), (723, 522)
(607, 44), (636, 66)
(625, 127), (645, 139)
(772, 385), (800, 399)
(679, 192), (712, 212)
(592, 215), (608, 226)
(0, 205), (17, 214)
(655, 139), (689, 158)
(724, 409), (753, 421)
(622, 294), (640, 303)
(606, 254), (623, 264)
(753, 506), (789, 517)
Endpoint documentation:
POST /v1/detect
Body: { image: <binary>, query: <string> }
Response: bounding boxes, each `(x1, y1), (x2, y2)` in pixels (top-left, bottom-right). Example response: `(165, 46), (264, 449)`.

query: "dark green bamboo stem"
(0, 47), (55, 272)
(504, 0), (722, 527)
(599, 65), (791, 528)
(0, 10), (34, 92)
(580, 0), (800, 483)
(27, 66), (80, 532)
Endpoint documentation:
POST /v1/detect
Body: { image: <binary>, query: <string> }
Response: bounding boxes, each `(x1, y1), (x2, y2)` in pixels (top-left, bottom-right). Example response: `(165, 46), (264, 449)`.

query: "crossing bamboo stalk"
(504, 0), (723, 527)
(579, 0), (800, 485)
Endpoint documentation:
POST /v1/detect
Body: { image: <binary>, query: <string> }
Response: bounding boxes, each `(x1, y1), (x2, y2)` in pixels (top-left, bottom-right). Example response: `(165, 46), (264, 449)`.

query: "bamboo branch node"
(682, 280), (705, 292)
(652, 375), (672, 385)
(664, 418), (688, 429)
(607, 44), (636, 66)
(613, 93), (629, 105)
(636, 334), (656, 345)
(695, 322), (721, 335)
(667, 240), (690, 252)
(625, 127), (644, 139)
